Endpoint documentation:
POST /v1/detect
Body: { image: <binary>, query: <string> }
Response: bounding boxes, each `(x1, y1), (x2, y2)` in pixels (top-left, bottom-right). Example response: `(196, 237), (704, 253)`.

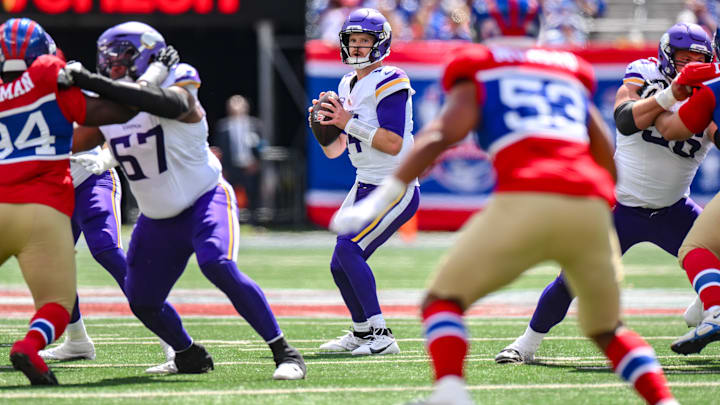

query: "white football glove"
(70, 148), (118, 175)
(330, 177), (406, 235)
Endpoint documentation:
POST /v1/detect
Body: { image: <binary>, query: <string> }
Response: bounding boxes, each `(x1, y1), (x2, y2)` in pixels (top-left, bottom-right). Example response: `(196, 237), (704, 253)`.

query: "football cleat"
(495, 337), (537, 364)
(39, 338), (96, 361)
(406, 375), (475, 405)
(146, 342), (214, 374)
(272, 362), (306, 380)
(351, 328), (400, 356)
(683, 295), (704, 328)
(319, 329), (371, 352)
(145, 360), (178, 375)
(10, 340), (58, 385)
(272, 346), (306, 380)
(671, 307), (720, 355)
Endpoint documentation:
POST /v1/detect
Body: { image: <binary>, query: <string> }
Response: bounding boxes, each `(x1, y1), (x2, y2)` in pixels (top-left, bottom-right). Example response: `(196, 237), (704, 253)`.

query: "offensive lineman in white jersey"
(309, 8), (420, 355)
(496, 22), (717, 364)
(67, 21), (306, 379)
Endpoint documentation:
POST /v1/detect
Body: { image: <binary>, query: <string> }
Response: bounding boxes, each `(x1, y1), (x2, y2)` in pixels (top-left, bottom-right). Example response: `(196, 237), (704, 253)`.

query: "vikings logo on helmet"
(339, 8), (392, 69)
(0, 18), (55, 73)
(471, 0), (541, 42)
(658, 23), (713, 79)
(96, 21), (166, 80)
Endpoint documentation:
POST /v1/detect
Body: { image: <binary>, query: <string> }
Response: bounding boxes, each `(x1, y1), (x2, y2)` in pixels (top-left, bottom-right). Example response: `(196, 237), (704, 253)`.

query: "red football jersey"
(0, 55), (87, 217)
(441, 43), (614, 205)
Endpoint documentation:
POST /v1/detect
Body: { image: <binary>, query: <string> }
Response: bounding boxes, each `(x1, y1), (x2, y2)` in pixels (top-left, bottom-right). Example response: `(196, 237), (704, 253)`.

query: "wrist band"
(654, 87), (679, 110)
(345, 118), (378, 145)
(138, 62), (169, 86)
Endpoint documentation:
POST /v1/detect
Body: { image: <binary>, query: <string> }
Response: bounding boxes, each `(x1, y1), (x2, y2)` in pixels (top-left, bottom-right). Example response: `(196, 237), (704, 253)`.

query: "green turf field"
(0, 231), (718, 404)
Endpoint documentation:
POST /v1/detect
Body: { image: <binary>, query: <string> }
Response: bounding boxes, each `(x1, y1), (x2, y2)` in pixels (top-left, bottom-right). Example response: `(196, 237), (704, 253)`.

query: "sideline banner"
(305, 40), (720, 230)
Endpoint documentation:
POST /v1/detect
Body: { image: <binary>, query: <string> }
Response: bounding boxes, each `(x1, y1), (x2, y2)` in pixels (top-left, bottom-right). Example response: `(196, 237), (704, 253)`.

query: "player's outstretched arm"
(82, 96), (137, 127)
(587, 103), (617, 182)
(60, 63), (192, 120)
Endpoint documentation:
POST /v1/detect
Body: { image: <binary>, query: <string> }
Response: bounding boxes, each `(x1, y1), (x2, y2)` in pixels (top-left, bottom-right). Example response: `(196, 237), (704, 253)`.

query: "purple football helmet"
(96, 21), (165, 80)
(658, 23), (713, 79)
(339, 8), (392, 69)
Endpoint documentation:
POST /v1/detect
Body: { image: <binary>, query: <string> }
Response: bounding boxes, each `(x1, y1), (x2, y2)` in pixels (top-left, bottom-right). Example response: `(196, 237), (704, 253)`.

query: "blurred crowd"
(307, 0), (606, 46)
(679, 0), (720, 35)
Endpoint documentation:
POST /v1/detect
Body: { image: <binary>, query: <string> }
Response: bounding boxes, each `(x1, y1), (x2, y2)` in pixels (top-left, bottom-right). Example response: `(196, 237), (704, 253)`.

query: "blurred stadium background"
(3, 0), (719, 231)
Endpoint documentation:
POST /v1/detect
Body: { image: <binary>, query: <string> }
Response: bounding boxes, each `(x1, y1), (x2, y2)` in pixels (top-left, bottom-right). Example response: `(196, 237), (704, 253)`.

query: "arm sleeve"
(376, 90), (408, 137)
(679, 86), (716, 134)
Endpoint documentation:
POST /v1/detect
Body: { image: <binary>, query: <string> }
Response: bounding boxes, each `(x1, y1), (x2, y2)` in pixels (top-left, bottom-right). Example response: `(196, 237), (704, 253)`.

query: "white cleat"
(495, 341), (536, 364)
(407, 375), (475, 405)
(683, 295), (704, 328)
(39, 338), (96, 361)
(145, 360), (178, 375)
(159, 338), (175, 362)
(272, 361), (306, 380)
(351, 328), (400, 356)
(319, 329), (370, 352)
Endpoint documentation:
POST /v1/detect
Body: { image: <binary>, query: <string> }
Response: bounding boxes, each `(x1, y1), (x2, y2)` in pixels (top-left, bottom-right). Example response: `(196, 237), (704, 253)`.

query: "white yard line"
(0, 381), (717, 399)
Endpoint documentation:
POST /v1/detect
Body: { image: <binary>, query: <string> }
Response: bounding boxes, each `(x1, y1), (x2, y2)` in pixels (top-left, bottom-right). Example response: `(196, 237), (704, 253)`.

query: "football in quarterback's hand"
(310, 91), (343, 146)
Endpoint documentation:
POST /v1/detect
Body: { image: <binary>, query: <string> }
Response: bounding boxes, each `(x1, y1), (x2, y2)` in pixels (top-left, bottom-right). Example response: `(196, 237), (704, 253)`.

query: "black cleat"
(10, 352), (58, 386)
(175, 343), (214, 374)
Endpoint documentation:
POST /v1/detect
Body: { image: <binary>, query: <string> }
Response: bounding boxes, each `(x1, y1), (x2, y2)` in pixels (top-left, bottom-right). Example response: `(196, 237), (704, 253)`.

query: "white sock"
(66, 318), (90, 342)
(353, 321), (370, 333)
(519, 326), (546, 351)
(368, 314), (386, 330)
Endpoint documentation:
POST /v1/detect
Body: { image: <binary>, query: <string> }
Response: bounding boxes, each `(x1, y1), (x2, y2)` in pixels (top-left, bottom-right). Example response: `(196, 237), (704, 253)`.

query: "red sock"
(23, 303), (69, 351)
(422, 300), (468, 380)
(605, 328), (674, 405)
(682, 248), (720, 310)
(11, 303), (69, 373)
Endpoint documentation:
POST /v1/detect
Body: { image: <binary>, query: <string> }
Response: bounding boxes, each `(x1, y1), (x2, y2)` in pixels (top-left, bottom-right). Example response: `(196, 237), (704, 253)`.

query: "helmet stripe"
(18, 21), (36, 61)
(10, 18), (21, 58)
(509, 0), (520, 32)
(0, 25), (9, 59)
(487, 0), (509, 33)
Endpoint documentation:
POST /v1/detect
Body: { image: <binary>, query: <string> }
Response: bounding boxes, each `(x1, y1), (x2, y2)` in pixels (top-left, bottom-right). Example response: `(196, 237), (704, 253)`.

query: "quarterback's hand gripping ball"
(310, 91), (343, 146)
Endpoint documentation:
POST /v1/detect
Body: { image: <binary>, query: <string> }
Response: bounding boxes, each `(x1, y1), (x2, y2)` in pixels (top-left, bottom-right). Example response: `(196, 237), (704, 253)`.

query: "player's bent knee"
(129, 302), (164, 319)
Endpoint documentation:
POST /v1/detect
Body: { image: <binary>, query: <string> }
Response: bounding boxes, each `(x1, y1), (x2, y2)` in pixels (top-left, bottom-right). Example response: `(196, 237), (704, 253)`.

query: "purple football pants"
(331, 182), (420, 323)
(528, 197), (702, 333)
(124, 181), (282, 351)
(71, 170), (127, 323)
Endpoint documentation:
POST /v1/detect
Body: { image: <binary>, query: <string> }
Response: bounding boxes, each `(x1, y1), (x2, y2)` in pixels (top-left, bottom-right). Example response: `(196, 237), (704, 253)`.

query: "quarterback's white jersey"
(99, 63), (221, 219)
(338, 65), (418, 185)
(71, 146), (102, 188)
(615, 58), (712, 208)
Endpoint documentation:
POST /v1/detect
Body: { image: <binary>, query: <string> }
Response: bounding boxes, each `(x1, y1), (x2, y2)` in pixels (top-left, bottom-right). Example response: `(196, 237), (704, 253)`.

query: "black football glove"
(156, 45), (180, 69)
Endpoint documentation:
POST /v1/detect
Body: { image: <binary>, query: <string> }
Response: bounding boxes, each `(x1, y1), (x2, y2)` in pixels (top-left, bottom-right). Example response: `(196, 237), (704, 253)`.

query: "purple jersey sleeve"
(376, 89), (408, 137)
